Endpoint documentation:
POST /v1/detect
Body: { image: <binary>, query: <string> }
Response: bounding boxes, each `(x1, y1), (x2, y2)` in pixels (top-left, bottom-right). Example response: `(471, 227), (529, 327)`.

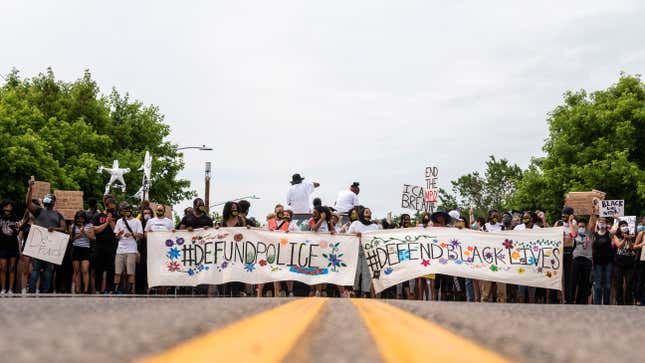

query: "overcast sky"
(2, 1), (644, 219)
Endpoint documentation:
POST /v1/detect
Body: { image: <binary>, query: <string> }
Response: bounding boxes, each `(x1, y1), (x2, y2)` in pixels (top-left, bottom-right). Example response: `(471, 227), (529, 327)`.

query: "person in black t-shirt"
(92, 198), (118, 293)
(0, 200), (20, 295)
(179, 198), (213, 230)
(238, 200), (258, 227)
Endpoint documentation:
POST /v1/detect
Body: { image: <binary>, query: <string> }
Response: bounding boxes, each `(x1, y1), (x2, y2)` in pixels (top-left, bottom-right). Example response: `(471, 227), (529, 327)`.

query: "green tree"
(0, 68), (194, 209)
(513, 74), (645, 217)
(447, 155), (523, 216)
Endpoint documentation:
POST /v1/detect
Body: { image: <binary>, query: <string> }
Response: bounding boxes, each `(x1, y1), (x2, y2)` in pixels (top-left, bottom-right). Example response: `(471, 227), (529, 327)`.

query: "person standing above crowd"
(349, 207), (380, 298)
(334, 182), (360, 214)
(286, 173), (319, 214)
(93, 198), (117, 294)
(179, 198), (213, 230)
(113, 202), (143, 294)
(26, 181), (66, 294)
(70, 211), (94, 294)
(0, 200), (20, 295)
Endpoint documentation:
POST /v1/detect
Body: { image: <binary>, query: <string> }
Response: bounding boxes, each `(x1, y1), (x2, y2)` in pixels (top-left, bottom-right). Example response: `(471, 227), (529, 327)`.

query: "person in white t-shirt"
(481, 209), (504, 302)
(334, 182), (360, 214)
(348, 207), (381, 298)
(113, 203), (143, 294)
(286, 173), (320, 214)
(145, 205), (174, 233)
(513, 211), (542, 231)
(483, 209), (504, 232)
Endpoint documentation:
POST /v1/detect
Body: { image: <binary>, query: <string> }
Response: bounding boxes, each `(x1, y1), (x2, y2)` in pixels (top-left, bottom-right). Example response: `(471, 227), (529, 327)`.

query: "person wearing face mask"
(145, 205), (174, 294)
(0, 200), (21, 295)
(113, 202), (143, 294)
(262, 207), (296, 297)
(135, 207), (153, 294)
(310, 205), (334, 297)
(569, 217), (593, 304)
(339, 206), (360, 233)
(92, 198), (118, 294)
(612, 220), (636, 305)
(26, 181), (66, 293)
(480, 209), (505, 303)
(555, 207), (578, 304)
(633, 216), (645, 306)
(348, 206), (381, 297)
(217, 202), (246, 297)
(589, 203), (613, 305)
(70, 211), (94, 294)
(179, 198), (214, 231)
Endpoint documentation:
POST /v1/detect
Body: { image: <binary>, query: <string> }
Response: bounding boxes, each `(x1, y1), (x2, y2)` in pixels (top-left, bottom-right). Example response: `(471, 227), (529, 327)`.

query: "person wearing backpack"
(113, 202), (143, 294)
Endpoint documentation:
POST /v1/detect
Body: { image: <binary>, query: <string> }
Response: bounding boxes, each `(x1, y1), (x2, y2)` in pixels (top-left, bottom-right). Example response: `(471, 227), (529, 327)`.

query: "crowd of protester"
(0, 176), (643, 306)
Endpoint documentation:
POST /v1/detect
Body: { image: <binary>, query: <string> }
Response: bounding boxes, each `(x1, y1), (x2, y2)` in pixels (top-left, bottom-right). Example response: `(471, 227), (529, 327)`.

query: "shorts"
(0, 242), (19, 259)
(72, 246), (91, 261)
(115, 253), (137, 275)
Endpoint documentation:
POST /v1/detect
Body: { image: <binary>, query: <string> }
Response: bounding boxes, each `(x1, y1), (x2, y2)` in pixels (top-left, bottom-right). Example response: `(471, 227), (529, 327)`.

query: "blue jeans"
(465, 279), (475, 302)
(592, 263), (612, 305)
(30, 258), (54, 293)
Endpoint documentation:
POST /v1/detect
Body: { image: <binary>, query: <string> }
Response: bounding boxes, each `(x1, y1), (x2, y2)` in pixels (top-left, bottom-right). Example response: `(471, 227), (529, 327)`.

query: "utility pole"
(205, 162), (212, 213)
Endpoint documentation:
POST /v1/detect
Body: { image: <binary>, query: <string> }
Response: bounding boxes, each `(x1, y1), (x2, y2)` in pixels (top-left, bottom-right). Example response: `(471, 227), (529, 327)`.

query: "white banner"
(147, 228), (359, 287)
(361, 227), (564, 293)
(23, 225), (70, 265)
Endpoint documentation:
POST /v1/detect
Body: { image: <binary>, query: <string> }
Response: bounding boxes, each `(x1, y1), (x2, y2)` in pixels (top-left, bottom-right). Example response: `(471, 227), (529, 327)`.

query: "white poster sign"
(23, 225), (70, 265)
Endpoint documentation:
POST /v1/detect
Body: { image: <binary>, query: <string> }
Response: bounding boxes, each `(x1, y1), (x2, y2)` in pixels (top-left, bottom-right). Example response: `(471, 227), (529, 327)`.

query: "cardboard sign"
(600, 200), (624, 217)
(564, 190), (605, 215)
(401, 184), (433, 213)
(147, 228), (360, 287)
(425, 166), (439, 190)
(149, 203), (173, 219)
(54, 190), (84, 220)
(32, 181), (52, 202)
(23, 225), (70, 265)
(361, 227), (564, 293)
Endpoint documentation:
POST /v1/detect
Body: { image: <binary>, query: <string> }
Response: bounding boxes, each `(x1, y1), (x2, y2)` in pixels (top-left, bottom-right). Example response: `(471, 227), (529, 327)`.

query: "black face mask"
(2, 210), (11, 218)
(75, 220), (85, 226)
(106, 208), (116, 216)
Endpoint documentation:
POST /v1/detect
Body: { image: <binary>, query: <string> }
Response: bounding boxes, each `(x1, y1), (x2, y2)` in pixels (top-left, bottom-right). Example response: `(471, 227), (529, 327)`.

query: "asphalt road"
(0, 296), (642, 363)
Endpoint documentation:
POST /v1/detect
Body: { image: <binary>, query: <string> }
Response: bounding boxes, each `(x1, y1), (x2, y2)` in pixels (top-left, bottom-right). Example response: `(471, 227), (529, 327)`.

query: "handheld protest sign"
(54, 190), (84, 220)
(23, 225), (70, 265)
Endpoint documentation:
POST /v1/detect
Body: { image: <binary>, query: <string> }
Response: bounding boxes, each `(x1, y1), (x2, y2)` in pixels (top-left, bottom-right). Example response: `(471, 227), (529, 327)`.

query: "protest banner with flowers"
(147, 228), (360, 287)
(361, 227), (564, 293)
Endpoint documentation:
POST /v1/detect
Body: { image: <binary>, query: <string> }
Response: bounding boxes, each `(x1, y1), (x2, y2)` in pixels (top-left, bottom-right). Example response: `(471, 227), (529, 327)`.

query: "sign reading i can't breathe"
(401, 184), (433, 213)
(600, 200), (624, 217)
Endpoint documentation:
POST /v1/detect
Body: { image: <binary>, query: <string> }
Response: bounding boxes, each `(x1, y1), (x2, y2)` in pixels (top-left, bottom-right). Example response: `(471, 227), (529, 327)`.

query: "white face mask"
(621, 227), (630, 233)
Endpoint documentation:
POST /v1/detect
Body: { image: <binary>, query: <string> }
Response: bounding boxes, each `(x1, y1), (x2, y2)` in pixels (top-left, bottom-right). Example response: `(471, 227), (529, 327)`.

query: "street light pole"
(205, 162), (212, 213)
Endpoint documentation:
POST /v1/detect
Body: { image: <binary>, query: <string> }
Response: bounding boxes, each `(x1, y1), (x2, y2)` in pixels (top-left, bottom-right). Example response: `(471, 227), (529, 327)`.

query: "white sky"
(2, 0), (644, 219)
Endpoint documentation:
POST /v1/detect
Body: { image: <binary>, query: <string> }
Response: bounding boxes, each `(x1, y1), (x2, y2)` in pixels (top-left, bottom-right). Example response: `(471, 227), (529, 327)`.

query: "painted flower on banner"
(440, 242), (448, 248)
(439, 258), (448, 265)
(165, 239), (174, 247)
(454, 259), (463, 265)
(221, 261), (228, 269)
(398, 250), (410, 262)
(245, 263), (255, 272)
(176, 237), (185, 246)
(384, 267), (393, 275)
(517, 267), (526, 274)
(320, 241), (329, 249)
(280, 238), (288, 246)
(490, 265), (499, 272)
(485, 252), (493, 260)
(187, 268), (195, 276)
(167, 247), (181, 260)
(167, 261), (180, 272)
(464, 251), (471, 256)
(259, 259), (267, 267)
(421, 259), (430, 267)
(192, 236), (198, 242)
(467, 246), (474, 252)
(546, 271), (552, 278)
(234, 234), (244, 242)
(449, 239), (461, 248)
(533, 245), (540, 252)
(528, 257), (537, 265)
(511, 251), (520, 260)
(503, 239), (513, 249)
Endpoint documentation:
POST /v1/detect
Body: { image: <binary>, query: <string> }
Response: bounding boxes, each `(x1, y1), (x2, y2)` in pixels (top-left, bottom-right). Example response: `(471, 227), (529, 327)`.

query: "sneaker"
(315, 290), (321, 297)
(288, 291), (294, 297)
(21, 288), (27, 295)
(0, 289), (5, 295)
(279, 290), (286, 297)
(7, 290), (13, 296)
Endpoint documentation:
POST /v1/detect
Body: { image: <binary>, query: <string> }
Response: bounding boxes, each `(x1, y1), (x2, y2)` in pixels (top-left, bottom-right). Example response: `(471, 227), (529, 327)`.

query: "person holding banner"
(310, 205), (334, 297)
(480, 209), (505, 303)
(0, 200), (21, 295)
(92, 198), (118, 294)
(217, 202), (246, 297)
(70, 211), (94, 294)
(430, 210), (454, 301)
(26, 181), (67, 293)
(514, 211), (541, 303)
(145, 205), (174, 294)
(261, 205), (296, 297)
(179, 198), (213, 231)
(348, 206), (381, 298)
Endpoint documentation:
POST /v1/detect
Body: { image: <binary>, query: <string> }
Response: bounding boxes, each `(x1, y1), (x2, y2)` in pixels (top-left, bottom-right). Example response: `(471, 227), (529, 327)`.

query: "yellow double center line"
(139, 298), (509, 363)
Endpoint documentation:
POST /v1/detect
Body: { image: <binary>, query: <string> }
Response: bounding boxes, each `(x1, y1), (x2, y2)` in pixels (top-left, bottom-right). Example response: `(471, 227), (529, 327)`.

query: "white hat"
(448, 209), (461, 221)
